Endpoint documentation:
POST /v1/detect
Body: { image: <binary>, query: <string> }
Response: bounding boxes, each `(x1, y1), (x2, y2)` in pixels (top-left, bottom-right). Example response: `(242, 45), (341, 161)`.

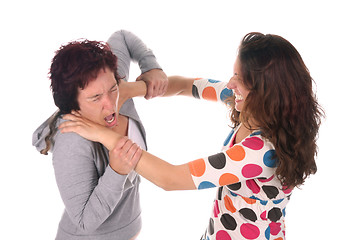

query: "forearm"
(135, 151), (196, 191)
(120, 81), (147, 100)
(94, 127), (123, 151)
(162, 76), (196, 97)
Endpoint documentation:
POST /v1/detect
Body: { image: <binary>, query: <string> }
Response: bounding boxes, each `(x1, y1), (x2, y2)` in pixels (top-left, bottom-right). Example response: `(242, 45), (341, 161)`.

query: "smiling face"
(227, 57), (250, 112)
(77, 67), (120, 128)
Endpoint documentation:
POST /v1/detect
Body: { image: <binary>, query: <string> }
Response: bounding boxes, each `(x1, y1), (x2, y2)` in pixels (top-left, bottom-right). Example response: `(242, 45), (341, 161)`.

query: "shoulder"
(52, 118), (96, 158)
(232, 132), (277, 168)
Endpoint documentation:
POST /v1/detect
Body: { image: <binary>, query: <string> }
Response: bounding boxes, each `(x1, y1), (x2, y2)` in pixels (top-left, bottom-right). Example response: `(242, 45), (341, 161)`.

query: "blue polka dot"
(208, 79), (220, 83)
(273, 198), (284, 204)
(250, 131), (262, 136)
(250, 196), (268, 205)
(282, 207), (286, 217)
(263, 150), (277, 168)
(198, 181), (216, 189)
(223, 129), (235, 146)
(229, 191), (238, 197)
(220, 88), (233, 102)
(265, 226), (270, 240)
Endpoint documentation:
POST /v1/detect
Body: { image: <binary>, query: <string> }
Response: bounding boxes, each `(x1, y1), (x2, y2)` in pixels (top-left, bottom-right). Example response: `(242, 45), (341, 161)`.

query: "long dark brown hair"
(229, 32), (324, 187)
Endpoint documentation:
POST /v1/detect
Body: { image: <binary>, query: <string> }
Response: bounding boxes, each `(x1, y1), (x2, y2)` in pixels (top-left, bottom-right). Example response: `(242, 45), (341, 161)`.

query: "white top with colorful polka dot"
(188, 78), (292, 240)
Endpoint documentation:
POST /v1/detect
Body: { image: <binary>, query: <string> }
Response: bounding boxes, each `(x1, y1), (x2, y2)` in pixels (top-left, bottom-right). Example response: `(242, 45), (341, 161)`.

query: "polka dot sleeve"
(192, 78), (233, 103)
(188, 133), (278, 190)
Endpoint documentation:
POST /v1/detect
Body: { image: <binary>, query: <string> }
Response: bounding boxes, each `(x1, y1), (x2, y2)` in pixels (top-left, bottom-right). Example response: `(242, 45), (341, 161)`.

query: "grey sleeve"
(52, 132), (128, 232)
(107, 29), (162, 82)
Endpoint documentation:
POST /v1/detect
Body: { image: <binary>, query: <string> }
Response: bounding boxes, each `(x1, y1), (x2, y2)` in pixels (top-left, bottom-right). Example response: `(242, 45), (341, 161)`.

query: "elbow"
(71, 213), (104, 233)
(154, 173), (179, 191)
(157, 178), (177, 191)
(161, 184), (177, 192)
(77, 220), (99, 233)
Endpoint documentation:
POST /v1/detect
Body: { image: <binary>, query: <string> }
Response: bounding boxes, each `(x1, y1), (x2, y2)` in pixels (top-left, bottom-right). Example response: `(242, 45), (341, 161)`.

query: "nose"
(227, 77), (236, 89)
(102, 94), (114, 110)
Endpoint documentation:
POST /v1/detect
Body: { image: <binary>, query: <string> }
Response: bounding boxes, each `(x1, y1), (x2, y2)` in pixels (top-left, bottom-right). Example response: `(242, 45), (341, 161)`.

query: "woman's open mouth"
(104, 113), (116, 127)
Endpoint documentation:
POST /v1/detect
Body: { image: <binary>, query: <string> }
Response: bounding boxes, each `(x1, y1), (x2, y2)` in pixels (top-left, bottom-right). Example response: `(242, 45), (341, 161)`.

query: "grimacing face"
(77, 67), (120, 128)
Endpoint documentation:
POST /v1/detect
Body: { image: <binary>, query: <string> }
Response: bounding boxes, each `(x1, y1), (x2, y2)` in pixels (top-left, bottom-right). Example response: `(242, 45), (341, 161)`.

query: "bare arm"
(129, 75), (195, 98)
(117, 80), (147, 107)
(162, 76), (196, 97)
(59, 114), (196, 191)
(136, 151), (196, 191)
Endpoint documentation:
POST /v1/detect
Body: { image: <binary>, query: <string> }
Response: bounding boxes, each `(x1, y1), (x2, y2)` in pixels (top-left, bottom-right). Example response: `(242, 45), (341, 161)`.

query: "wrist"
(121, 81), (147, 99)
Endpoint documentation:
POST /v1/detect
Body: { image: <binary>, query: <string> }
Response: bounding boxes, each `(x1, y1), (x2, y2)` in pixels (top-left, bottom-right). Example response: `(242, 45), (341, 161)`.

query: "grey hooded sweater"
(32, 30), (161, 240)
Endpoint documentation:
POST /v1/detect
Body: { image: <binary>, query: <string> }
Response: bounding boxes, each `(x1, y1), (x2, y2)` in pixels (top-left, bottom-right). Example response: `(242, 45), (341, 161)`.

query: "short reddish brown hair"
(49, 40), (120, 114)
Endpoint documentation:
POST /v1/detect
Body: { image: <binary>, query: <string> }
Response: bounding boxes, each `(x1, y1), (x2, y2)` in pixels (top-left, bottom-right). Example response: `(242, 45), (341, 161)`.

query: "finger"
(131, 147), (143, 166)
(136, 75), (143, 82)
(71, 110), (82, 117)
(58, 119), (84, 131)
(113, 136), (128, 149)
(126, 143), (141, 159)
(145, 84), (154, 99)
(159, 81), (168, 96)
(59, 120), (78, 129)
(152, 81), (162, 98)
(62, 114), (78, 122)
(121, 139), (136, 153)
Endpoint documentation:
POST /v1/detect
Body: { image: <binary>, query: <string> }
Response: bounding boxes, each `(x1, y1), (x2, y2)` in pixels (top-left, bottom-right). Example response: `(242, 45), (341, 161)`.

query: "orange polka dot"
(188, 158), (206, 177)
(241, 196), (256, 204)
(274, 238), (283, 240)
(219, 173), (239, 186)
(226, 145), (246, 161)
(224, 195), (237, 213)
(202, 87), (217, 101)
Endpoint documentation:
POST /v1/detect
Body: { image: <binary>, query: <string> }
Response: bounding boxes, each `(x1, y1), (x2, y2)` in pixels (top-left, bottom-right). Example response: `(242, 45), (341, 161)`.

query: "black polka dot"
(239, 208), (258, 222)
(227, 182), (241, 191)
(217, 186), (223, 200)
(287, 194), (292, 200)
(208, 218), (214, 235)
(208, 153), (226, 169)
(262, 185), (279, 199)
(192, 85), (200, 99)
(268, 207), (282, 222)
(220, 213), (237, 230)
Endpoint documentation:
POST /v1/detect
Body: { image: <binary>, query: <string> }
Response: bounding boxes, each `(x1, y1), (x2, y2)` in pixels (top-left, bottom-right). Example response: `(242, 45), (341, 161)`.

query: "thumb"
(136, 75), (143, 82)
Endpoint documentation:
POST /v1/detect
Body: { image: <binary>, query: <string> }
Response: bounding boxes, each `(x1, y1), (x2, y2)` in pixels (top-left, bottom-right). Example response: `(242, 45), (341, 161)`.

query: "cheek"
(79, 105), (101, 122)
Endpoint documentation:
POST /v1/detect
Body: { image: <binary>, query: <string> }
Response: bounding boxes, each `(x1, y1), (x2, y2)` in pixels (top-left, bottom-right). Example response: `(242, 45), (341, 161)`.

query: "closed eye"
(110, 84), (118, 92)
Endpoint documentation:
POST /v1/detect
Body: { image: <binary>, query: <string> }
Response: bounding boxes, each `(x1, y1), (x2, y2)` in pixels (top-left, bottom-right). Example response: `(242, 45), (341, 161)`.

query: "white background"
(1, 0), (359, 239)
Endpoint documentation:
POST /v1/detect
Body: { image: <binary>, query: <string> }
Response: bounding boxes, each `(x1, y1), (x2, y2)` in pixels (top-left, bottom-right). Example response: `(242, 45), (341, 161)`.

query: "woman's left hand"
(136, 69), (168, 99)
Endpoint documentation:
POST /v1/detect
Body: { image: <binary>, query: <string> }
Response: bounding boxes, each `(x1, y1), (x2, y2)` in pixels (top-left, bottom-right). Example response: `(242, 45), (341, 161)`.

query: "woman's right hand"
(60, 111), (123, 151)
(59, 111), (107, 143)
(109, 137), (143, 175)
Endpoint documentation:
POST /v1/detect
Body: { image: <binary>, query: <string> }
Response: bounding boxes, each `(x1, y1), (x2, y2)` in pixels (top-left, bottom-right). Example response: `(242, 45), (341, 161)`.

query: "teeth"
(235, 94), (243, 101)
(106, 116), (115, 123)
(105, 114), (115, 123)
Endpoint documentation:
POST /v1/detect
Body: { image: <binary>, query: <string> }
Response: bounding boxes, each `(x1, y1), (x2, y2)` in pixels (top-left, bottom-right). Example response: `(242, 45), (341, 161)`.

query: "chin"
(235, 106), (242, 112)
